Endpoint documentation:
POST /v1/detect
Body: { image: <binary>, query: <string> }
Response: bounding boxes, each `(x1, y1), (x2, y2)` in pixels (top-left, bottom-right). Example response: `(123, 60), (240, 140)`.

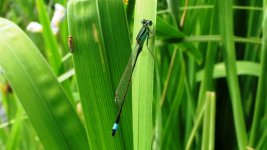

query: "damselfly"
(112, 19), (153, 136)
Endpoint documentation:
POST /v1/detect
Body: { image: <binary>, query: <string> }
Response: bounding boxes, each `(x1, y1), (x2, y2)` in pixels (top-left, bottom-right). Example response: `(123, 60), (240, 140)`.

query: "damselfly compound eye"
(147, 20), (152, 26)
(141, 19), (146, 24)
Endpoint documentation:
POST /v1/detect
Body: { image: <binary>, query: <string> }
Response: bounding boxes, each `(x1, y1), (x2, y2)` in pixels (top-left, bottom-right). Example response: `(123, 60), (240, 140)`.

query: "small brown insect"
(68, 35), (74, 53)
(2, 83), (12, 94)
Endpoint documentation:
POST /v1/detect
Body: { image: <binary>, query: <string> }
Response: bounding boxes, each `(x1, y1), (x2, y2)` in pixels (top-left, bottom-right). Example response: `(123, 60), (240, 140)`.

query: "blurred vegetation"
(0, 0), (266, 149)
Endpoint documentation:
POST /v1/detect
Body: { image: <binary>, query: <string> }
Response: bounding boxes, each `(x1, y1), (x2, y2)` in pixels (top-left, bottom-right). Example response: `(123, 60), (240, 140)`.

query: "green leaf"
(186, 91), (209, 150)
(195, 3), (218, 121)
(6, 104), (24, 150)
(67, 0), (133, 149)
(36, 0), (62, 74)
(132, 0), (156, 149)
(0, 18), (89, 150)
(166, 0), (180, 28)
(201, 92), (216, 150)
(161, 49), (185, 149)
(249, 0), (267, 147)
(196, 61), (260, 81)
(156, 17), (203, 64)
(218, 0), (248, 149)
(156, 16), (184, 38)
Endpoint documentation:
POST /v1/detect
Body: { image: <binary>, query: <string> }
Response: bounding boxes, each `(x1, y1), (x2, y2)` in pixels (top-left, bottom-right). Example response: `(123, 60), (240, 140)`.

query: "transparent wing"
(115, 44), (142, 107)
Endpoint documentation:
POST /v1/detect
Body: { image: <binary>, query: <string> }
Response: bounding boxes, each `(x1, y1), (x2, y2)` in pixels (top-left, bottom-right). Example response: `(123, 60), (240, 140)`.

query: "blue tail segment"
(112, 123), (119, 136)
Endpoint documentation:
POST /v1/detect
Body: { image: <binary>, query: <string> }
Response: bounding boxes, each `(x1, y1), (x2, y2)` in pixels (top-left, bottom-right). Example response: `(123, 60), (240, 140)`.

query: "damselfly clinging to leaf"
(112, 19), (153, 136)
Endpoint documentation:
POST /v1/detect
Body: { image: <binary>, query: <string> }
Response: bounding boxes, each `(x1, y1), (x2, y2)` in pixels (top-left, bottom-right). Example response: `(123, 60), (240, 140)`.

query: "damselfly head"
(141, 19), (152, 27)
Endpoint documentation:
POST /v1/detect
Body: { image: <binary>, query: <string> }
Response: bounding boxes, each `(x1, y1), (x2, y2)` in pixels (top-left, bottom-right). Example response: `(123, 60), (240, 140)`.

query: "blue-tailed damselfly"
(112, 19), (153, 136)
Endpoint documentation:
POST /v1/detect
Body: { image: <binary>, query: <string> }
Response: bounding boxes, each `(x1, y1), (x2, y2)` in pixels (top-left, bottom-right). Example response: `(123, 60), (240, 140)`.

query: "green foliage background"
(0, 0), (266, 149)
